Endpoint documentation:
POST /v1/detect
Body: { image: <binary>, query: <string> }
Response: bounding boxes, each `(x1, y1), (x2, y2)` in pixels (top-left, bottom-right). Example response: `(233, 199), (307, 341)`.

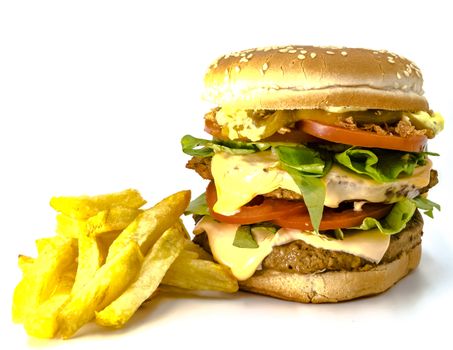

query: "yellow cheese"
(193, 217), (274, 281)
(211, 151), (431, 215)
(194, 217), (390, 281)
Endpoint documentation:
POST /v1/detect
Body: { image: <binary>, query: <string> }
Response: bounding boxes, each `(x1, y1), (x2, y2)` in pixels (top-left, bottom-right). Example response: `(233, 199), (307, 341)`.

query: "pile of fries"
(12, 189), (238, 339)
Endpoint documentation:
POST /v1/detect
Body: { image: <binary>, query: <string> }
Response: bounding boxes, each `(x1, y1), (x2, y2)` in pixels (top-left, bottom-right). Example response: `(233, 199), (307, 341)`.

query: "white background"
(1, 1), (452, 349)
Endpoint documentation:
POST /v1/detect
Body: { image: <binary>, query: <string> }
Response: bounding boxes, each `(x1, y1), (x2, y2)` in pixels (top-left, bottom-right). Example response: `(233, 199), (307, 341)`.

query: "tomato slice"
(272, 203), (392, 231)
(206, 181), (307, 224)
(206, 181), (392, 230)
(300, 120), (427, 152)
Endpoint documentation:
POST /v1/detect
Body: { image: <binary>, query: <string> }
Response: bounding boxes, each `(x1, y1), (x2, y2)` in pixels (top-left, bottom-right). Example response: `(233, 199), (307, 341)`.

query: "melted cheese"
(211, 151), (431, 215)
(194, 217), (390, 281)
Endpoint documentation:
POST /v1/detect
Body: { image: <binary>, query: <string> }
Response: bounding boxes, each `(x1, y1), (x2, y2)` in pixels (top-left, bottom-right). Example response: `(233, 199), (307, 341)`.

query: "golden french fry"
(23, 261), (77, 338)
(71, 234), (103, 294)
(50, 189), (146, 219)
(95, 224), (185, 328)
(58, 241), (143, 339)
(12, 236), (77, 324)
(56, 207), (141, 239)
(96, 230), (121, 262)
(182, 240), (214, 261)
(162, 251), (238, 293)
(87, 207), (142, 236)
(55, 214), (85, 238)
(107, 190), (190, 258)
(18, 255), (34, 274)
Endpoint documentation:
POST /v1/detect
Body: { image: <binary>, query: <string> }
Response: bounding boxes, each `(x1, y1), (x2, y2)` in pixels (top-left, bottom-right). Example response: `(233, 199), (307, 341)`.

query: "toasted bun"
(204, 46), (428, 111)
(239, 213), (423, 303)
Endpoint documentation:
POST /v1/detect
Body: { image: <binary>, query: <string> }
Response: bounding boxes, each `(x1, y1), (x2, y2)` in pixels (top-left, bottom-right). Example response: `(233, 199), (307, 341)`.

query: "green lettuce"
(185, 192), (210, 216)
(347, 196), (440, 235)
(181, 135), (271, 157)
(275, 146), (330, 233)
(350, 198), (416, 234)
(233, 225), (259, 248)
(335, 148), (426, 182)
(412, 196), (441, 218)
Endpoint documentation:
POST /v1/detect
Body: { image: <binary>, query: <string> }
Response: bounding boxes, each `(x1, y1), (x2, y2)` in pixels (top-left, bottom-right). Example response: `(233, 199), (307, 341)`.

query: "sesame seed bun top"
(203, 45), (428, 111)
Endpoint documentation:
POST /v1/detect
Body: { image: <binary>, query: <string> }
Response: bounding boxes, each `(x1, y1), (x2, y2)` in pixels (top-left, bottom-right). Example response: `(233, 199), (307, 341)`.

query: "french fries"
(71, 234), (103, 294)
(163, 251), (238, 293)
(13, 188), (240, 339)
(96, 224), (186, 328)
(50, 189), (146, 220)
(12, 236), (77, 324)
(58, 241), (144, 339)
(107, 190), (190, 257)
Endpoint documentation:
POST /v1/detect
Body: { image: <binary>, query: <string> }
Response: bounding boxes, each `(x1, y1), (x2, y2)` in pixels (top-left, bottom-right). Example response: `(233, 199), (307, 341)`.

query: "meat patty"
(193, 210), (423, 275)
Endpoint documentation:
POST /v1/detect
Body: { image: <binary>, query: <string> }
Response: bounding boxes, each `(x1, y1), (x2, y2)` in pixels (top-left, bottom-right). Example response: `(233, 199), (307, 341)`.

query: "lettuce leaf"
(233, 225), (259, 248)
(185, 192), (210, 216)
(275, 146), (330, 232)
(181, 135), (271, 157)
(412, 196), (441, 218)
(335, 148), (426, 182)
(350, 198), (416, 234)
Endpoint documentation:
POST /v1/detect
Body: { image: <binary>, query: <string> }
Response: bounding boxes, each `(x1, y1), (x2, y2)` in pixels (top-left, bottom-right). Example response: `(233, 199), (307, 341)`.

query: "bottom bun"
(239, 244), (421, 303)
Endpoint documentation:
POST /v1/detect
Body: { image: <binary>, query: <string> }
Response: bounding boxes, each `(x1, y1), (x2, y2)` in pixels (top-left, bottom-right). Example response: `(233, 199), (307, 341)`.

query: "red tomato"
(300, 120), (427, 152)
(272, 204), (392, 231)
(206, 182), (308, 224)
(206, 182), (392, 230)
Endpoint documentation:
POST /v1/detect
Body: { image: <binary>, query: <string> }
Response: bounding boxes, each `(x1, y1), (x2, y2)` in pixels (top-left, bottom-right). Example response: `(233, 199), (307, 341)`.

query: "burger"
(181, 45), (443, 302)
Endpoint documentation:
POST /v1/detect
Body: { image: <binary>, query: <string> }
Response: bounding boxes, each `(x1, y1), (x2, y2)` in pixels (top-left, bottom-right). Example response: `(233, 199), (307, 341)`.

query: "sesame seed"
(404, 71), (410, 77)
(373, 51), (379, 55)
(415, 70), (421, 78)
(310, 52), (317, 58)
(297, 54), (306, 60)
(341, 51), (348, 56)
(279, 48), (288, 53)
(239, 57), (248, 63)
(288, 49), (297, 53)
(240, 52), (246, 57)
(247, 53), (253, 59)
(300, 49), (307, 54)
(397, 72), (402, 79)
(262, 63), (269, 71)
(264, 47), (272, 52)
(402, 84), (408, 90)
(326, 50), (335, 55)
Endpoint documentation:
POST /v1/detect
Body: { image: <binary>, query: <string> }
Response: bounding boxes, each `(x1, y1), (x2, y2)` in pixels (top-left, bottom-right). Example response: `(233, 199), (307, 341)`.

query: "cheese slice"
(194, 217), (390, 281)
(211, 151), (431, 215)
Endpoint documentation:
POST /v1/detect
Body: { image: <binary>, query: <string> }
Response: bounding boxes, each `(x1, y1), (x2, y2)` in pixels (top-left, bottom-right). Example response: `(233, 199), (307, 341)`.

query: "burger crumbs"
(337, 116), (357, 130)
(337, 115), (428, 138)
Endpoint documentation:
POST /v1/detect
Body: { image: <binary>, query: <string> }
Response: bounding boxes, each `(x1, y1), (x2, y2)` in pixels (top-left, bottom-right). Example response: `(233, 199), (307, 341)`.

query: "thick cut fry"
(71, 234), (103, 294)
(24, 261), (77, 338)
(87, 207), (142, 236)
(55, 214), (85, 238)
(18, 255), (34, 274)
(96, 230), (121, 262)
(50, 189), (146, 219)
(96, 225), (185, 328)
(58, 241), (143, 339)
(12, 236), (77, 324)
(182, 240), (214, 261)
(56, 207), (141, 238)
(162, 251), (239, 293)
(107, 190), (190, 258)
